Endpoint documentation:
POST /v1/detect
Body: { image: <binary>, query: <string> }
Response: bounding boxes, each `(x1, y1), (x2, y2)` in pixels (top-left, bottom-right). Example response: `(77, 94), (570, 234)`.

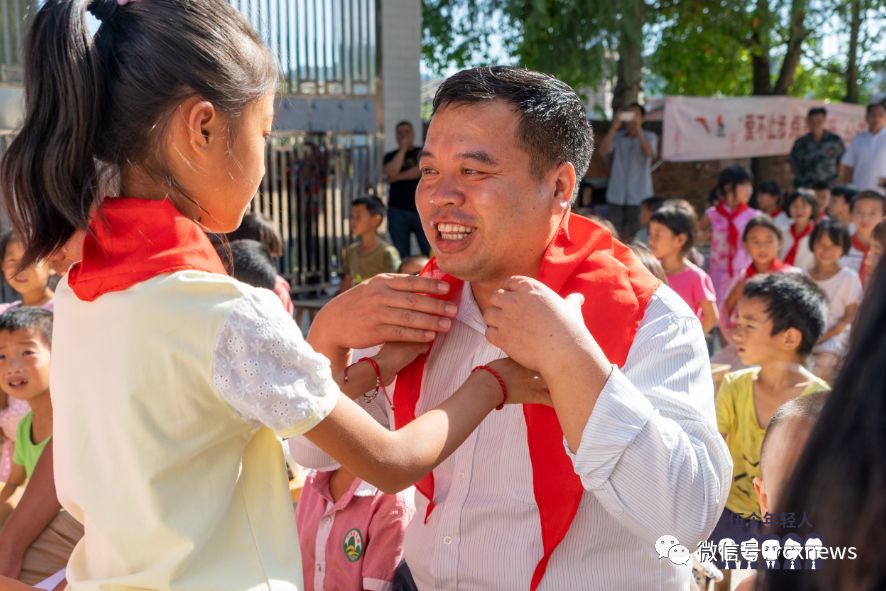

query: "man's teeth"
(437, 223), (474, 240)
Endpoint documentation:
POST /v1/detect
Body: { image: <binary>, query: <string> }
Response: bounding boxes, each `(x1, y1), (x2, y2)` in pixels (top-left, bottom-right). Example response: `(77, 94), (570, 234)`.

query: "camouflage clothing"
(789, 131), (845, 188)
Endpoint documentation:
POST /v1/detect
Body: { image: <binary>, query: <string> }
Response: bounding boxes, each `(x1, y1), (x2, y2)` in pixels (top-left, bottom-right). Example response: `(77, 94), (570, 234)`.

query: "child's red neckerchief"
(67, 197), (227, 301)
(785, 221), (815, 266)
(745, 258), (789, 278)
(715, 201), (750, 276)
(392, 211), (661, 591)
(851, 233), (870, 283)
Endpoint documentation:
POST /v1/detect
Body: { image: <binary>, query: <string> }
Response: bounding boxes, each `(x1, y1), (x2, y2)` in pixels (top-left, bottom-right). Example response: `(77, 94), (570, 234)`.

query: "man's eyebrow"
(418, 149), (499, 167)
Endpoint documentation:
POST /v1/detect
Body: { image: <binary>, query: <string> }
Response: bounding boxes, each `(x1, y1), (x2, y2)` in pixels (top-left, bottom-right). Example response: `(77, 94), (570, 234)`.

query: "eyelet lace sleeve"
(212, 287), (340, 438)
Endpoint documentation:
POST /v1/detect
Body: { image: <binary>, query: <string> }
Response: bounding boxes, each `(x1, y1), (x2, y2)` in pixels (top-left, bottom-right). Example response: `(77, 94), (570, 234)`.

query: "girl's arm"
(333, 342), (428, 399)
(304, 358), (548, 493)
(818, 302), (858, 343)
(700, 299), (719, 335)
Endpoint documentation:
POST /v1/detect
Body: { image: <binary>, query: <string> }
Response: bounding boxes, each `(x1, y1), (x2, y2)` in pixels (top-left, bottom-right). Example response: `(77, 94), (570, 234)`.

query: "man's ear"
(753, 476), (769, 516)
(550, 161), (577, 214)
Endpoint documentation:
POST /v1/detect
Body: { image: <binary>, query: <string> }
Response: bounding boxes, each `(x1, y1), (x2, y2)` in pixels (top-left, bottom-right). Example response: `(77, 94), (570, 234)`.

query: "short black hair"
(395, 120), (413, 130)
(866, 102), (886, 116)
(742, 273), (827, 358)
(0, 307), (53, 347)
(807, 107), (827, 119)
(742, 215), (783, 243)
(757, 180), (783, 198)
(640, 196), (666, 211)
(810, 180), (831, 191)
(716, 165), (753, 196)
(649, 199), (698, 254)
(809, 218), (851, 255)
(226, 212), (284, 259)
(433, 67), (593, 197)
(850, 189), (886, 214)
(222, 240), (277, 290)
(830, 185), (857, 203)
(785, 189), (820, 220)
(351, 195), (387, 221)
(626, 102), (646, 117)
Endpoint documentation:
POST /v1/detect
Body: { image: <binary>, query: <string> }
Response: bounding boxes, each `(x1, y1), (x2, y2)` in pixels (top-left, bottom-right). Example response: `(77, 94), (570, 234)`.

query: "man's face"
(808, 113), (826, 135)
(866, 104), (885, 133)
(396, 124), (415, 147)
(416, 101), (564, 286)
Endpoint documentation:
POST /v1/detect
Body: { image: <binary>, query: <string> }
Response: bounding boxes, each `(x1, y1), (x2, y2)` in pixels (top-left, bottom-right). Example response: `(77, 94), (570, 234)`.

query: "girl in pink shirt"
(700, 166), (760, 307)
(648, 199), (719, 335)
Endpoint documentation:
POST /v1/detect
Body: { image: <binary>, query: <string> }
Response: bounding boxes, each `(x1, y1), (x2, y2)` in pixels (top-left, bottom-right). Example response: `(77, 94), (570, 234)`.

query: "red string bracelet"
(344, 357), (393, 409)
(471, 365), (508, 410)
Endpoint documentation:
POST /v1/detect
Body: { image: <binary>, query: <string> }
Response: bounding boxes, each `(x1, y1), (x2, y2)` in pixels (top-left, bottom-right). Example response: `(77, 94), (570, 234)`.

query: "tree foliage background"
(422, 0), (886, 109)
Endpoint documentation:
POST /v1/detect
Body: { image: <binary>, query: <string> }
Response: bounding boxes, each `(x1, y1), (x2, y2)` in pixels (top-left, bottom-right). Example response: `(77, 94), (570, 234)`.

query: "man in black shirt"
(383, 120), (431, 257)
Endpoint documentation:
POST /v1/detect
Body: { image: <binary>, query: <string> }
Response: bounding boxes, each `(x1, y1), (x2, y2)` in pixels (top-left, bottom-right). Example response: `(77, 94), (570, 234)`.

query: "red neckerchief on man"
(745, 258), (789, 279)
(392, 211), (661, 590)
(715, 201), (749, 276)
(785, 222), (815, 266)
(851, 233), (870, 284)
(68, 197), (227, 301)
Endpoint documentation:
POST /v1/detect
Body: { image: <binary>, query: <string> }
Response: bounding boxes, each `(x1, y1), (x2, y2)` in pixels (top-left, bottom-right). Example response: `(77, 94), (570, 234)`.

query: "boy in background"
(339, 197), (401, 293)
(713, 274), (829, 545)
(842, 190), (886, 283)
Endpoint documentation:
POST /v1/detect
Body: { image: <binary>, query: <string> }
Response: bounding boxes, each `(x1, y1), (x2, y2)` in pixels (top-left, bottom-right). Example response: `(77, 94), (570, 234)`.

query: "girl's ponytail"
(1, 0), (102, 268)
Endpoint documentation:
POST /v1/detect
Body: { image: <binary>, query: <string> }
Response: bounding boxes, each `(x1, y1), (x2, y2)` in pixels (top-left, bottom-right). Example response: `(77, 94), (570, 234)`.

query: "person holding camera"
(600, 103), (658, 241)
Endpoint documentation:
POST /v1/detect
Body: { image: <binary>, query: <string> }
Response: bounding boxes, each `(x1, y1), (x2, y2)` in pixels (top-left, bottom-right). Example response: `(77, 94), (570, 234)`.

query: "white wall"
(380, 0), (423, 152)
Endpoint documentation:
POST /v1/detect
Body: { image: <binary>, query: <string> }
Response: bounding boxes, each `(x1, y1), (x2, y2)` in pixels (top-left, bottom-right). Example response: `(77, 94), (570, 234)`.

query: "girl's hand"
(375, 341), (430, 385)
(484, 276), (591, 375)
(309, 274), (457, 351)
(483, 357), (551, 407)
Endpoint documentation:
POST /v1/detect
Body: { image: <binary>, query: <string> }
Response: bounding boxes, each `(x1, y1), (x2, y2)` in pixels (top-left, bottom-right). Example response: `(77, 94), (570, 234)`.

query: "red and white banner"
(661, 96), (867, 162)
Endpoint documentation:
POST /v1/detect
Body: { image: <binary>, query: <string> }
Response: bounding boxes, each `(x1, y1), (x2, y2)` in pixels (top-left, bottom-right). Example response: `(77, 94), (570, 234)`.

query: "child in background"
(339, 196), (401, 293)
(713, 274), (828, 546)
(864, 218), (886, 283)
(755, 181), (789, 228)
(633, 196), (666, 245)
(806, 220), (863, 382)
(700, 165), (760, 307)
(810, 181), (831, 220)
(398, 255), (430, 275)
(628, 242), (667, 283)
(648, 200), (718, 334)
(733, 391), (829, 591)
(226, 212), (294, 315)
(840, 190), (886, 283)
(722, 216), (794, 331)
(218, 239), (277, 291)
(0, 309), (54, 526)
(294, 360), (416, 591)
(779, 190), (819, 271)
(0, 233), (54, 485)
(827, 185), (856, 228)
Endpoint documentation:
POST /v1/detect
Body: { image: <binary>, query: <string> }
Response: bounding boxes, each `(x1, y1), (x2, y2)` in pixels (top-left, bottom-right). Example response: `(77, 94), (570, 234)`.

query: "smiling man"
(294, 67), (731, 590)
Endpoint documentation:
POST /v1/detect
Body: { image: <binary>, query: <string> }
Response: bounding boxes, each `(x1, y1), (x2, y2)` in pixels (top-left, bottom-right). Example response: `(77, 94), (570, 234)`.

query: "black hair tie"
(87, 0), (120, 22)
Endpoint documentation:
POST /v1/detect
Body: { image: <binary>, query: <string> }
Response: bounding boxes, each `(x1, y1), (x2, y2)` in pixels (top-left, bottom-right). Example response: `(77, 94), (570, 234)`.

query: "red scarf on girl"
(785, 222), (814, 266)
(851, 233), (870, 283)
(392, 212), (660, 591)
(715, 201), (749, 275)
(68, 197), (227, 300)
(745, 258), (788, 278)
